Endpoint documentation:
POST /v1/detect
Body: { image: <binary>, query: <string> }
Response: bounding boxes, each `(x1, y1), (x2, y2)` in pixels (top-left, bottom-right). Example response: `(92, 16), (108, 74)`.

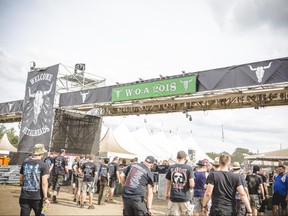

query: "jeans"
(19, 198), (43, 216)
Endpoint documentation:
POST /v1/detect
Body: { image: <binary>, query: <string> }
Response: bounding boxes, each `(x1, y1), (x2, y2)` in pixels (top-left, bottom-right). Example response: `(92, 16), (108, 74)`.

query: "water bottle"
(41, 204), (47, 215)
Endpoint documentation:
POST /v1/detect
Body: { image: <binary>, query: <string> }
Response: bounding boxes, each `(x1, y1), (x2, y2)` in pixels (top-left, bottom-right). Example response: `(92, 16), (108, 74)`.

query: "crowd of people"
(18, 143), (288, 216)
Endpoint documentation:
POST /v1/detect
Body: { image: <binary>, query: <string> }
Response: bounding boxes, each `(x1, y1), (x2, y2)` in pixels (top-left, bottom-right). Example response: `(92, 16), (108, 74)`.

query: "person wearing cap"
(50, 149), (69, 204)
(245, 165), (265, 215)
(272, 165), (288, 216)
(106, 156), (120, 203)
(120, 156), (155, 216)
(166, 150), (195, 216)
(232, 162), (249, 216)
(203, 154), (252, 216)
(210, 157), (220, 172)
(19, 144), (50, 216)
(193, 160), (209, 216)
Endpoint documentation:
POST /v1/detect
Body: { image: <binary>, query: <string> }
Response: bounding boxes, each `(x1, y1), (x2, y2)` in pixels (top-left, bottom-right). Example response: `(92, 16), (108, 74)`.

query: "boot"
(52, 195), (57, 203)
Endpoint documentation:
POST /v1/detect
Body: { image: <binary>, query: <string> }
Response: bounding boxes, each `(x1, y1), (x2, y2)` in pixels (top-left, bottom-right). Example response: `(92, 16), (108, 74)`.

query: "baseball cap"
(177, 150), (187, 159)
(232, 162), (241, 170)
(145, 156), (155, 164)
(33, 144), (47, 155)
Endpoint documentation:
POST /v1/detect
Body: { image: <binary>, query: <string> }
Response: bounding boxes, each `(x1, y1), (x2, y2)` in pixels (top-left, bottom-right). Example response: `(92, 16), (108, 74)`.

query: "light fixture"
(74, 63), (85, 74)
(30, 61), (36, 71)
(185, 112), (192, 121)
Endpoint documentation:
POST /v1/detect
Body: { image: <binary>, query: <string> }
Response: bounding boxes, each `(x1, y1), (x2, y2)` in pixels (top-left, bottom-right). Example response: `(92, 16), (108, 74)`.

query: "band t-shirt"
(122, 163), (154, 198)
(20, 159), (49, 200)
(52, 155), (68, 176)
(207, 171), (242, 210)
(81, 161), (97, 182)
(166, 163), (194, 202)
(108, 162), (119, 180)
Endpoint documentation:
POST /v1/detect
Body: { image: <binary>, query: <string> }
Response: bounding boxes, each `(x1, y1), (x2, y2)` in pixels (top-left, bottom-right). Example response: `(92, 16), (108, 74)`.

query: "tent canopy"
(0, 133), (17, 152)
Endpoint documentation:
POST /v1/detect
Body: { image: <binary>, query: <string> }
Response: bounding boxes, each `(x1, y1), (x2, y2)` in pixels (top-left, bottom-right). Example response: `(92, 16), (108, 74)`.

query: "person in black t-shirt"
(49, 149), (69, 203)
(245, 165), (265, 216)
(107, 156), (120, 203)
(19, 144), (50, 216)
(166, 151), (195, 216)
(44, 152), (53, 198)
(98, 158), (110, 205)
(79, 154), (97, 209)
(120, 156), (155, 216)
(203, 154), (252, 216)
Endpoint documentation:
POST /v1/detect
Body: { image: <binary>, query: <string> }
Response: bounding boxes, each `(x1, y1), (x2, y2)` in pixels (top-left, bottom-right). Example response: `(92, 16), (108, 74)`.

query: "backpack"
(100, 164), (108, 182)
(246, 174), (259, 193)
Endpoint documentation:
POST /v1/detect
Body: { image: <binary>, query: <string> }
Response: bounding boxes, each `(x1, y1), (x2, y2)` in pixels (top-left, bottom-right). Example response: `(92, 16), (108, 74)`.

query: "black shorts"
(272, 193), (287, 209)
(123, 197), (147, 216)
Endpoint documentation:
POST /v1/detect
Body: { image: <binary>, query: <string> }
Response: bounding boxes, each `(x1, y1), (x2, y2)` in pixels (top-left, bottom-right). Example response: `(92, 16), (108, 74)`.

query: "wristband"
(43, 197), (48, 201)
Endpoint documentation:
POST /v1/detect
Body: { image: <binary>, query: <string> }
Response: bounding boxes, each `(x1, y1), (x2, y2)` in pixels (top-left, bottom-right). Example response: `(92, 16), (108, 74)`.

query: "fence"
(0, 165), (21, 184)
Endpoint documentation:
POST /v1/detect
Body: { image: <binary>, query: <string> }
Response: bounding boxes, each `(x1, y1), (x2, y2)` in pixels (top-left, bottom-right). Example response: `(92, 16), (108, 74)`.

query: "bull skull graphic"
(180, 79), (192, 92)
(28, 83), (53, 124)
(80, 91), (89, 103)
(114, 89), (123, 99)
(248, 62), (272, 83)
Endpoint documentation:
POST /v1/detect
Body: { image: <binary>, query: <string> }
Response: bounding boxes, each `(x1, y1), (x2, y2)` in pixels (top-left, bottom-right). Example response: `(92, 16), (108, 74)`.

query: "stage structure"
(3, 63), (106, 164)
(51, 109), (101, 155)
(0, 57), (288, 163)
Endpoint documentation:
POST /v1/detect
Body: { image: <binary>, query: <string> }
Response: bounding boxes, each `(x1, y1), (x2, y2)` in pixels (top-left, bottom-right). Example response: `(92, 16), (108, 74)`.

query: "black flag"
(18, 64), (59, 154)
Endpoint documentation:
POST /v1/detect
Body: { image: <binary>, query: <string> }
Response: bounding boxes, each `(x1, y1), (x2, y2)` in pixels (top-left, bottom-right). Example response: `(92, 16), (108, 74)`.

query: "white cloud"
(0, 0), (287, 153)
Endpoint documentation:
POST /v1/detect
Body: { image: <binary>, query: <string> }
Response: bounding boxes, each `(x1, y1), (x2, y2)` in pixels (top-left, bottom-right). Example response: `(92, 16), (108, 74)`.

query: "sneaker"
(52, 196), (57, 204)
(73, 198), (76, 202)
(108, 199), (117, 204)
(80, 204), (84, 208)
(88, 205), (95, 209)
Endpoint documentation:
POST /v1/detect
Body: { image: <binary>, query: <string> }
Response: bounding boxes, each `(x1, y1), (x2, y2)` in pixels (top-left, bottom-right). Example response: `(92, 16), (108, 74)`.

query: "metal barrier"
(0, 165), (21, 184)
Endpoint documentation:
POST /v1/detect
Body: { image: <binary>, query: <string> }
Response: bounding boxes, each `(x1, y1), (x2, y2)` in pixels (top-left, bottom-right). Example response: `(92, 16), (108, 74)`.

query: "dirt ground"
(0, 184), (167, 216)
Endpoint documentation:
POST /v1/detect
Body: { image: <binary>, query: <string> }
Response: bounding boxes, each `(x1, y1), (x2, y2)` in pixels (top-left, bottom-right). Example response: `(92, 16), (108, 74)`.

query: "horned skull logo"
(248, 62), (272, 83)
(180, 79), (192, 92)
(28, 83), (53, 124)
(80, 91), (89, 103)
(114, 89), (123, 99)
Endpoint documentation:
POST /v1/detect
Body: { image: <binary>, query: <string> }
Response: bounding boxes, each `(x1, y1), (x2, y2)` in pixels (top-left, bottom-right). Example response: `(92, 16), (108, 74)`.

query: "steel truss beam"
(88, 87), (288, 116)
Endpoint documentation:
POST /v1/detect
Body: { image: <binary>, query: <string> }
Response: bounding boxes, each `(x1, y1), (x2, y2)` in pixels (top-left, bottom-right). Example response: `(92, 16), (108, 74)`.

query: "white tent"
(99, 124), (151, 161)
(132, 127), (168, 159)
(183, 136), (213, 163)
(0, 133), (17, 152)
(151, 131), (176, 160)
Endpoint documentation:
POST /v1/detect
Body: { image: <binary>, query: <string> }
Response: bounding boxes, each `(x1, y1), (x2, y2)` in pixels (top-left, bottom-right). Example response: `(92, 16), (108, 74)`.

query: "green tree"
(231, 147), (254, 164)
(206, 152), (219, 160)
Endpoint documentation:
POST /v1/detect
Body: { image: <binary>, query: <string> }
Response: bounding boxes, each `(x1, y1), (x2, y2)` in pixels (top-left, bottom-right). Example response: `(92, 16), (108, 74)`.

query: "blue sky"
(0, 0), (288, 153)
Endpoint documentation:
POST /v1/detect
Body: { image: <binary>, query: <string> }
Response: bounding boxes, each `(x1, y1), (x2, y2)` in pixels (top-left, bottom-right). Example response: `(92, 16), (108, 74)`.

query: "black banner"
(18, 64), (59, 154)
(0, 100), (23, 114)
(59, 86), (112, 107)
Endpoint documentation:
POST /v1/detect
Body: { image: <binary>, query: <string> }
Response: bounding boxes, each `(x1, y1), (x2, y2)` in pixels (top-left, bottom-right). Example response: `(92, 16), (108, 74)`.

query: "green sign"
(112, 75), (196, 102)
